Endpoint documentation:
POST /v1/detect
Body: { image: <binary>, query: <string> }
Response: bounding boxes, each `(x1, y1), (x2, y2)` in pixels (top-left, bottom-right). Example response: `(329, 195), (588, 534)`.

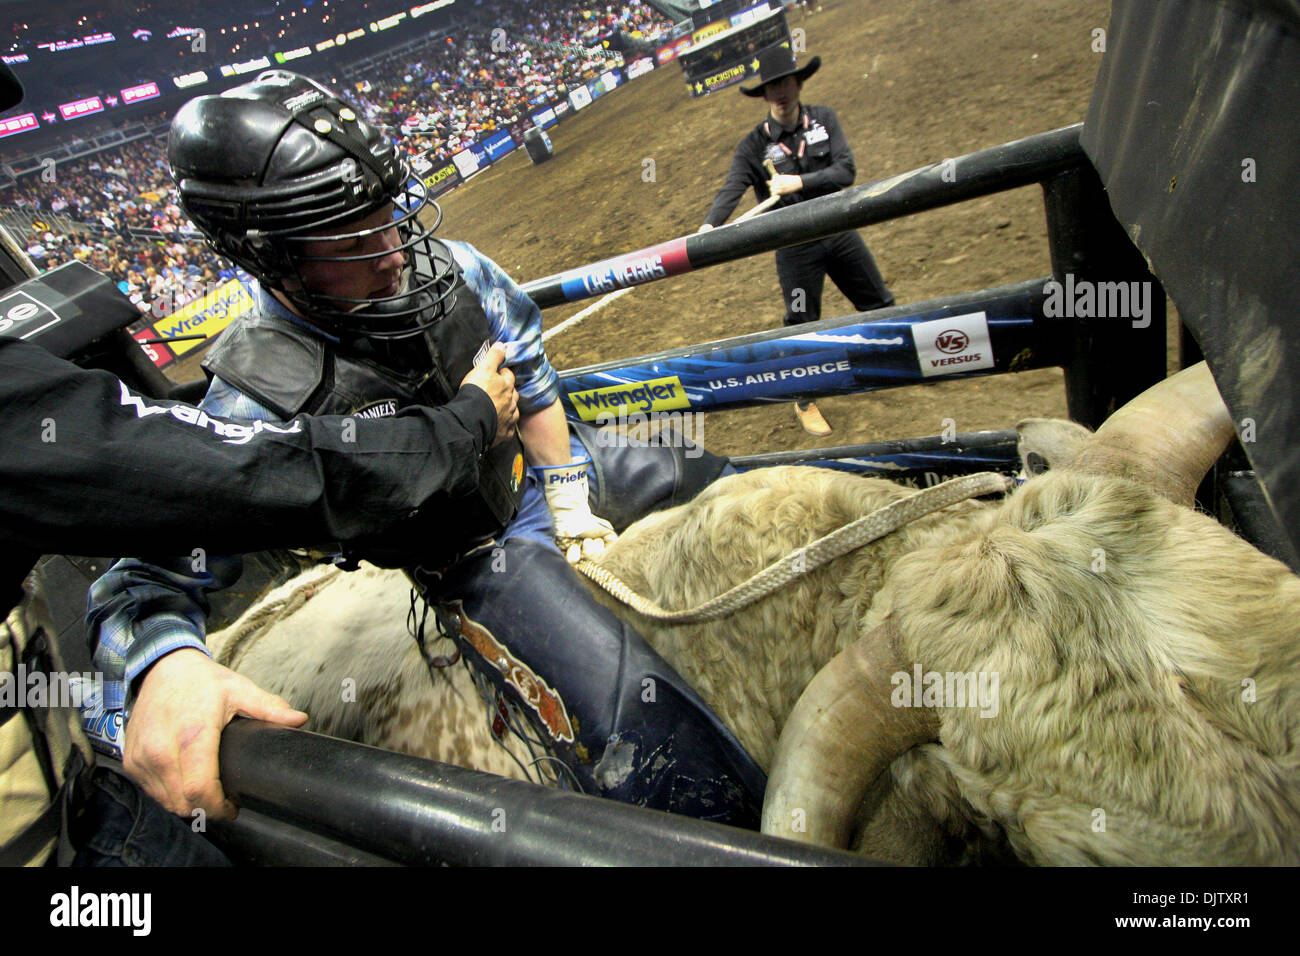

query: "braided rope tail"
(215, 564), (344, 671)
(575, 472), (1014, 624)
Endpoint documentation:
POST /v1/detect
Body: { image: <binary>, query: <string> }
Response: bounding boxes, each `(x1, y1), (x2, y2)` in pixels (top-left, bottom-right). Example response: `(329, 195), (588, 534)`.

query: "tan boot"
(794, 401), (832, 436)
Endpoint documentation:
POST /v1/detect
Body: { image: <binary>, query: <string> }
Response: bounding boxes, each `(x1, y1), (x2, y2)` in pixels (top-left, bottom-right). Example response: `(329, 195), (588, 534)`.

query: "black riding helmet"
(168, 70), (455, 339)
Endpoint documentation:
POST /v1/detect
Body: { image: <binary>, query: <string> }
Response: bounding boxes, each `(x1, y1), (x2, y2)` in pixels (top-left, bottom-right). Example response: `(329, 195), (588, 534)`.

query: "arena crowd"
(2, 0), (673, 320)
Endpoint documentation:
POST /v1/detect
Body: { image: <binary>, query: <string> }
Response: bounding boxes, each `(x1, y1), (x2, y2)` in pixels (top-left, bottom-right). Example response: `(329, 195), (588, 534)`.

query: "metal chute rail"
(215, 720), (882, 867)
(533, 123), (1166, 443)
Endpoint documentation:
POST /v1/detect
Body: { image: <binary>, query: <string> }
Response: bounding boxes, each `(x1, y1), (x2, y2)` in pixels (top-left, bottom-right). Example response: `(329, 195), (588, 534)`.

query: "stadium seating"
(1, 1), (672, 325)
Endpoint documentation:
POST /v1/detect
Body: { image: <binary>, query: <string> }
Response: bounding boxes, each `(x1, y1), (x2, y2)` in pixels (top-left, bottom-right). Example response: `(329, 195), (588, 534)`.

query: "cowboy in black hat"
(700, 46), (893, 436)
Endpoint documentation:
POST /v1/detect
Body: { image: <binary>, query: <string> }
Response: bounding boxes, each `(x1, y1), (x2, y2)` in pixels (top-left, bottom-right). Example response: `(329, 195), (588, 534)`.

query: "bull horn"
(1068, 361), (1234, 507)
(762, 619), (938, 849)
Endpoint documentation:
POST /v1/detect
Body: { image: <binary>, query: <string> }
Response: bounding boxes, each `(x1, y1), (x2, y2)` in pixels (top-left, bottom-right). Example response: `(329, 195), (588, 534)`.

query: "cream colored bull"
(210, 363), (1300, 865)
(209, 565), (535, 782)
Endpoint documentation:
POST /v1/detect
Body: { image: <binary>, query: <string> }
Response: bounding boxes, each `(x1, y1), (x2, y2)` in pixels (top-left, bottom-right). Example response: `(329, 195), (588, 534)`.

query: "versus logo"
(913, 311), (995, 379)
(567, 375), (690, 422)
(934, 329), (969, 354)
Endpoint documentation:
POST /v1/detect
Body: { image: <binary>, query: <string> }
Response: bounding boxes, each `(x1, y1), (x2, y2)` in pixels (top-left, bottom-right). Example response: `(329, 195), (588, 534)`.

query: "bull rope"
(574, 471), (1014, 623)
(212, 564), (345, 672)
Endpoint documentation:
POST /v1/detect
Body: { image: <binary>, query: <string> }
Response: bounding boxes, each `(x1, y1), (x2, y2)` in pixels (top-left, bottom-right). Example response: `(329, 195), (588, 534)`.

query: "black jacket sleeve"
(0, 337), (498, 598)
(704, 131), (765, 227)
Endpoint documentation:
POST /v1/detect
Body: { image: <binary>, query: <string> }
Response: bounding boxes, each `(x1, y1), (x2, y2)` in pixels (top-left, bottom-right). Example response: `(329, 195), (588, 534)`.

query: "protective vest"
(1, 590), (92, 867)
(204, 251), (526, 567)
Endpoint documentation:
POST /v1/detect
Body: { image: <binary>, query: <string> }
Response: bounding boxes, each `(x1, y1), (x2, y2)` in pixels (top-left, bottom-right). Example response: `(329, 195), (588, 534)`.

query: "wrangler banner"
(149, 274), (256, 362)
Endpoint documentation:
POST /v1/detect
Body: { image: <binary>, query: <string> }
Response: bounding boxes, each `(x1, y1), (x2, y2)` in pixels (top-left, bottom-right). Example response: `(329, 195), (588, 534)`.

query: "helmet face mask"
(273, 178), (459, 340)
(169, 70), (457, 340)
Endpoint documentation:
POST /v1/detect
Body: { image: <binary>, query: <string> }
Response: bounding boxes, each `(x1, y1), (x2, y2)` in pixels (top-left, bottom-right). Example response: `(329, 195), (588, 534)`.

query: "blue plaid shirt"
(87, 240), (560, 716)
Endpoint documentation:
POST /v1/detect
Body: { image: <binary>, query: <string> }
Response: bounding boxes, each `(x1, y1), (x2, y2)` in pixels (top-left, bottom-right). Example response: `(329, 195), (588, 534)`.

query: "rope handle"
(575, 471), (1013, 624)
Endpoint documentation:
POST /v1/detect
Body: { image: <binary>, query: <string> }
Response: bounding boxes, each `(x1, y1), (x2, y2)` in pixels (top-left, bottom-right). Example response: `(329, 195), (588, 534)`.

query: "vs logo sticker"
(912, 311), (995, 378)
(934, 329), (970, 354)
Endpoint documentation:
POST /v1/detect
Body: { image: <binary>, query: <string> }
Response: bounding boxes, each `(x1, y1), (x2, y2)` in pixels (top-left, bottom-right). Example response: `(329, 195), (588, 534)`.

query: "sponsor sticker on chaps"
(912, 311), (995, 378)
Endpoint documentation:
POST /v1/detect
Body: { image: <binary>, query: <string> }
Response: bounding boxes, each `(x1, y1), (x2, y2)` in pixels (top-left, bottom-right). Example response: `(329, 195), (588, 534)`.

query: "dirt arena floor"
(433, 0), (1128, 457)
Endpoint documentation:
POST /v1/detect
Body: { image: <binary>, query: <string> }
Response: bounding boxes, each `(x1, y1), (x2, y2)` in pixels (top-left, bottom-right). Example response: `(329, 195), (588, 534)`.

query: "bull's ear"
(1014, 418), (1093, 477)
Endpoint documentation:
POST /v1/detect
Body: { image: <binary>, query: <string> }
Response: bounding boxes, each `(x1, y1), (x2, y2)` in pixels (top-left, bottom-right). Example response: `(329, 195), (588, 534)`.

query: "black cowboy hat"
(739, 47), (821, 97)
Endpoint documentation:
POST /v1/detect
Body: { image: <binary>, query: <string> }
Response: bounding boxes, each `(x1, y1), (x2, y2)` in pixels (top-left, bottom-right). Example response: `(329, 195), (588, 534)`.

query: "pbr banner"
(558, 282), (1048, 420)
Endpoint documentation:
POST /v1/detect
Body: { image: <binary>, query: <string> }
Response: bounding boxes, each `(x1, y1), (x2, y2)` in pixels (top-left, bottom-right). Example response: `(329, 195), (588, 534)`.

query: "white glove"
(536, 458), (617, 564)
